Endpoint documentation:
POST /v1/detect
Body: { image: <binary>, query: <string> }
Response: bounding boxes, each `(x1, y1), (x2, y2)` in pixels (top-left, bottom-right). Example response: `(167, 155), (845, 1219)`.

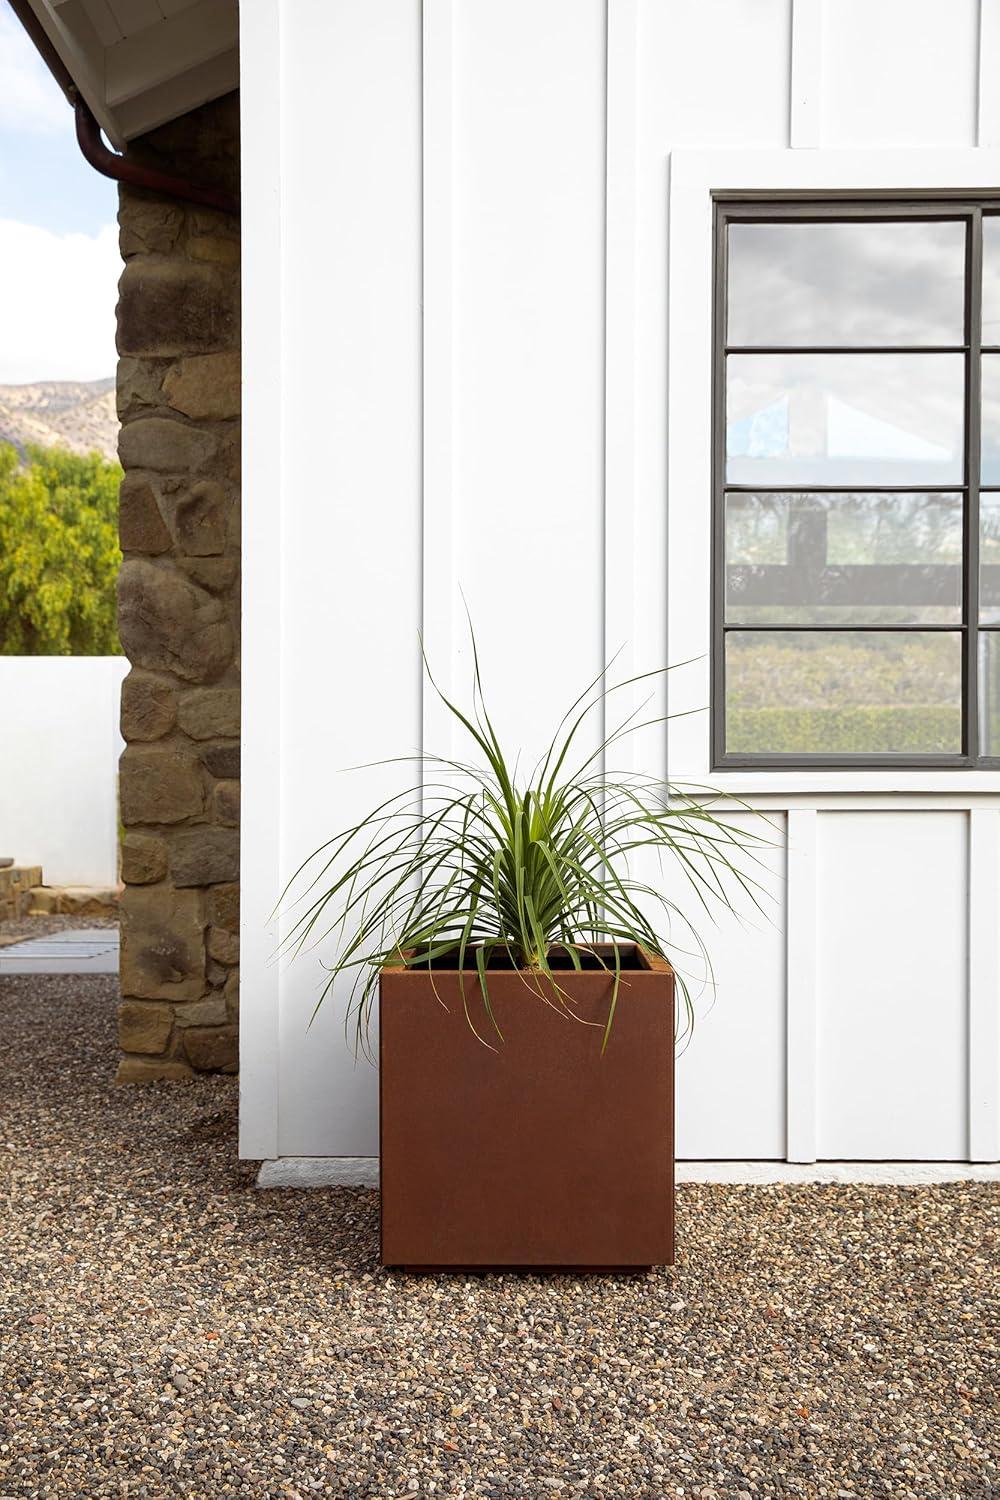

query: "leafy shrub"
(728, 706), (961, 755)
(0, 442), (122, 655)
(726, 632), (957, 709)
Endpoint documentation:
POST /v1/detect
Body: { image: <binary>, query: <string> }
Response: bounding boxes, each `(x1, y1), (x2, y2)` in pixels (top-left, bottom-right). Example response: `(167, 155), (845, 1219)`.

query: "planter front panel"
(380, 961), (674, 1267)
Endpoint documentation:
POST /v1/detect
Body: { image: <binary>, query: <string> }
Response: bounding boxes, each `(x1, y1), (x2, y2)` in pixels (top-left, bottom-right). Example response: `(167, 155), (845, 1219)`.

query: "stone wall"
(0, 866), (43, 924)
(115, 93), (241, 1081)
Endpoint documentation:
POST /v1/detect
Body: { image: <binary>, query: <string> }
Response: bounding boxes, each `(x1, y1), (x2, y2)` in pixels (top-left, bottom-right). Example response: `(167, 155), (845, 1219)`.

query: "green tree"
(0, 442), (122, 655)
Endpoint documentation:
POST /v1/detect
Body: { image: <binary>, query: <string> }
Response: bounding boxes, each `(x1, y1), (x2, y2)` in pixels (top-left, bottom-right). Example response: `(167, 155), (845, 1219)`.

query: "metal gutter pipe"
(5, 0), (239, 217)
(74, 95), (239, 216)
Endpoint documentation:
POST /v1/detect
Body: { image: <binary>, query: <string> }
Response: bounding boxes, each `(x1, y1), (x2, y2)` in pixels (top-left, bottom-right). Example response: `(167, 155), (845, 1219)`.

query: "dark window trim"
(711, 196), (1000, 771)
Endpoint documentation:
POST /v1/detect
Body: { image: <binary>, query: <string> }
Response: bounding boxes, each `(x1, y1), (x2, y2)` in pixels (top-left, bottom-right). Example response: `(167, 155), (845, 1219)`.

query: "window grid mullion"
(966, 209), (983, 760)
(725, 345), (968, 356)
(711, 202), (729, 769)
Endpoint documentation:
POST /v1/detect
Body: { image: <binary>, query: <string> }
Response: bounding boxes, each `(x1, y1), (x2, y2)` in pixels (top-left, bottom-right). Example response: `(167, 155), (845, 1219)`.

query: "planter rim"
(381, 941), (672, 976)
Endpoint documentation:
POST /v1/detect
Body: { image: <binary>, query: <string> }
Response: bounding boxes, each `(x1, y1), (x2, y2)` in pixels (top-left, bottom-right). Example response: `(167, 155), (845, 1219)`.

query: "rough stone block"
(118, 197), (185, 258)
(118, 417), (219, 475)
(200, 743), (239, 779)
(207, 924), (239, 965)
(120, 885), (205, 1001)
(116, 356), (167, 419)
(25, 886), (58, 914)
(163, 352), (240, 420)
(176, 557), (240, 595)
(119, 474), (170, 554)
(168, 479), (229, 555)
(121, 833), (168, 885)
(120, 670), (176, 741)
(120, 745), (204, 825)
(191, 207), (239, 241)
(117, 258), (238, 356)
(208, 882), (239, 933)
(174, 997), (228, 1028)
(218, 426), (241, 484)
(212, 780), (240, 827)
(31, 886), (121, 918)
(188, 234), (241, 268)
(169, 827), (239, 887)
(177, 687), (240, 741)
(224, 968), (239, 1020)
(119, 1000), (173, 1055)
(118, 559), (233, 684)
(182, 1024), (238, 1073)
(116, 1057), (194, 1083)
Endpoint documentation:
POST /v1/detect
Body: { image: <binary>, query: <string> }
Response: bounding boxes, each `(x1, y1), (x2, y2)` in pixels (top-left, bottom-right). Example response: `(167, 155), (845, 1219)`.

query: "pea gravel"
(1, 974), (997, 1499)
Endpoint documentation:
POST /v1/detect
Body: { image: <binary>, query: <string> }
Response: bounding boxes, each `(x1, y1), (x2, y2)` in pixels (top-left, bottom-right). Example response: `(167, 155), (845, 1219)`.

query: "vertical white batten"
(422, 0), (456, 762)
(604, 0), (639, 768)
(969, 808), (1000, 1160)
(238, 0), (283, 1159)
(790, 0), (824, 148)
(786, 809), (818, 1162)
(979, 0), (1000, 144)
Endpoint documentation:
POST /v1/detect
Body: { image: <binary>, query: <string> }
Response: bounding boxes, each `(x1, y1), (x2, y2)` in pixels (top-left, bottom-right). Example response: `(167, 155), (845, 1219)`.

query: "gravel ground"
(0, 975), (997, 1499)
(0, 914), (118, 948)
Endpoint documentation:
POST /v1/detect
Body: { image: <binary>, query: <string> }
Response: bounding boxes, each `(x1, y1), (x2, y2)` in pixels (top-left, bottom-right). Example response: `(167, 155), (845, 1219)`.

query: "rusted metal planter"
(379, 945), (674, 1269)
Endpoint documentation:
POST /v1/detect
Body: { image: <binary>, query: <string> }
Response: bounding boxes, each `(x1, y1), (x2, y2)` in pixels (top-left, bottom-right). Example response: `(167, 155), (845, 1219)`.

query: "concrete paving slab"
(0, 928), (119, 975)
(256, 1156), (1000, 1188)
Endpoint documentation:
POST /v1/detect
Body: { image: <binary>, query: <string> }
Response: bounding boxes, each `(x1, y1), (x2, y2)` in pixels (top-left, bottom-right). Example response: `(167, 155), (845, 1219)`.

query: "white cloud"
(0, 10), (68, 135)
(0, 217), (119, 383)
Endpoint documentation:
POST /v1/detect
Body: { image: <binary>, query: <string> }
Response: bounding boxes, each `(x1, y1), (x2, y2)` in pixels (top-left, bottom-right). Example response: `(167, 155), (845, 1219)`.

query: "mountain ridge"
(0, 378), (118, 465)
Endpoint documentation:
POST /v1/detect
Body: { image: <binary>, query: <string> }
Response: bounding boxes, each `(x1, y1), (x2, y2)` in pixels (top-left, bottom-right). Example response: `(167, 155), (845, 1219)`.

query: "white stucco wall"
(0, 656), (127, 888)
(240, 0), (1000, 1164)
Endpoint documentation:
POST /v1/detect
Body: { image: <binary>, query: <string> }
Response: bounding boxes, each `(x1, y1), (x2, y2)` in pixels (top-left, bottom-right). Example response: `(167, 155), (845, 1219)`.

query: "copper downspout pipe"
(5, 0), (239, 217)
(74, 96), (239, 216)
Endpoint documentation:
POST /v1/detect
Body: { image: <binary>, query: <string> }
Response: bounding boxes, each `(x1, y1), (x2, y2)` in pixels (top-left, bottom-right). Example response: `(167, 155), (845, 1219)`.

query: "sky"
(0, 6), (119, 384)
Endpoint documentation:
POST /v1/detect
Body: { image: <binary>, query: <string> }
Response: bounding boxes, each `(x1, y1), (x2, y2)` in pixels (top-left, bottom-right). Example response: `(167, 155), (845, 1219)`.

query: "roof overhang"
(17, 0), (239, 147)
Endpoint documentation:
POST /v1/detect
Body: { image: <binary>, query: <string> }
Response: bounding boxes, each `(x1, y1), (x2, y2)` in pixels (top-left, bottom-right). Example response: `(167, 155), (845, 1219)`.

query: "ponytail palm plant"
(283, 637), (769, 1057)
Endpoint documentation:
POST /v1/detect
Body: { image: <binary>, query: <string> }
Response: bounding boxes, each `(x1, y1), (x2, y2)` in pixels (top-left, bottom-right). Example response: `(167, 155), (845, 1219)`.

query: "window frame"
(711, 196), (1000, 771)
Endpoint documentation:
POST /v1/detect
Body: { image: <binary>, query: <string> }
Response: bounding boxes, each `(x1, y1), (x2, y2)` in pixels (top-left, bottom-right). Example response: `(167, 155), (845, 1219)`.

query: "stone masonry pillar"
(115, 93), (241, 1080)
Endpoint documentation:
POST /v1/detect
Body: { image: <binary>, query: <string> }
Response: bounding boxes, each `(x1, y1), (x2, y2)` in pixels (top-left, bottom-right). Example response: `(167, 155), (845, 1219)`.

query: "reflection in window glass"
(725, 631), (963, 755)
(728, 219), (966, 348)
(981, 355), (1000, 485)
(726, 353), (964, 485)
(981, 495), (1000, 623)
(725, 493), (963, 624)
(982, 217), (1000, 345)
(979, 633), (1000, 755)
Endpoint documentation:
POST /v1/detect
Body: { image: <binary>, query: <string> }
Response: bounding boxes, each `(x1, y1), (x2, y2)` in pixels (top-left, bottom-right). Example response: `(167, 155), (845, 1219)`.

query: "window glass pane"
(981, 355), (1000, 485)
(979, 633), (1000, 755)
(982, 216), (1000, 345)
(725, 631), (962, 755)
(982, 494), (1000, 622)
(725, 493), (963, 624)
(726, 353), (964, 485)
(727, 219), (966, 348)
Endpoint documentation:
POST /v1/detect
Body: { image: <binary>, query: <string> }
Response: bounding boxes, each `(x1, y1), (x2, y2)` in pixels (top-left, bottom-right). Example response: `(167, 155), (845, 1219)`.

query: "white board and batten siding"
(240, 0), (1000, 1165)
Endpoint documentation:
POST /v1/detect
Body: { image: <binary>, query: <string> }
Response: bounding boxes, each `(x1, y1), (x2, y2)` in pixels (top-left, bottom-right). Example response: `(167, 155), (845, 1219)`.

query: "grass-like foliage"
(283, 636), (770, 1058)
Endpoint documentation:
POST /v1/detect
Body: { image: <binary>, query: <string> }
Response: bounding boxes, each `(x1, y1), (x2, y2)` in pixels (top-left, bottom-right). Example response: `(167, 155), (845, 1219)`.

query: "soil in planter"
(406, 943), (653, 971)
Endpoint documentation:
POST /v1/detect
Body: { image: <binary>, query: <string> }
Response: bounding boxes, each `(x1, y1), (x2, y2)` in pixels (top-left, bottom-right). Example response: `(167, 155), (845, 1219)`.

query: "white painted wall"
(0, 656), (127, 887)
(241, 0), (1000, 1163)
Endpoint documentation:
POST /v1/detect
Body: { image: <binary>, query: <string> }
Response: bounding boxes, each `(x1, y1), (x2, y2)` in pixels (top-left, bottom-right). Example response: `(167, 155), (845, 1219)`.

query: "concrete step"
(27, 885), (122, 918)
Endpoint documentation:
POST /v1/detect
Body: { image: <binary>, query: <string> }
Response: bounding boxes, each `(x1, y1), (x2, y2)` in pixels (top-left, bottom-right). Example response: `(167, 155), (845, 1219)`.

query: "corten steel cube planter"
(379, 945), (674, 1270)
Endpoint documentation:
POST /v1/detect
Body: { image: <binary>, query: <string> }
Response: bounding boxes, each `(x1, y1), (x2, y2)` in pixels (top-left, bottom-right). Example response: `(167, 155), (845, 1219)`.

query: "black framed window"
(712, 199), (1000, 769)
